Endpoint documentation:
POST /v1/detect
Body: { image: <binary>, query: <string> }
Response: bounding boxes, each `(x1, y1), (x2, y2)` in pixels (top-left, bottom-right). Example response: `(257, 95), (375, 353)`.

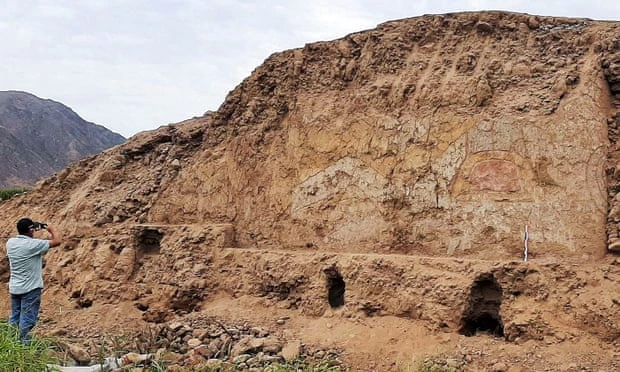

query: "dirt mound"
(1, 11), (619, 370)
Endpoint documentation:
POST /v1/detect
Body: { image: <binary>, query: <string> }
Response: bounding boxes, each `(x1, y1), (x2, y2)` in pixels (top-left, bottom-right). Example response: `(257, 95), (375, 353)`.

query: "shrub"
(0, 188), (28, 201)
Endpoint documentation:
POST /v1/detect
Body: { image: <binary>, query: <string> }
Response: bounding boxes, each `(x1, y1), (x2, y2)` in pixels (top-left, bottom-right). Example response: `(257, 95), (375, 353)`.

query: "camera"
(33, 222), (48, 230)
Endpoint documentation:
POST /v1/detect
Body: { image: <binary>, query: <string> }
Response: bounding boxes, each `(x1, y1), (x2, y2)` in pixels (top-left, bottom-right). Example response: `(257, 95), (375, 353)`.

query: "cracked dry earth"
(1, 11), (620, 371)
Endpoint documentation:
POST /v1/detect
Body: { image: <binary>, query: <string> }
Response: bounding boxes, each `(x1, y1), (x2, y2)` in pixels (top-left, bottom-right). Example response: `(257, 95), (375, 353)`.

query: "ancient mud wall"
(144, 13), (614, 260)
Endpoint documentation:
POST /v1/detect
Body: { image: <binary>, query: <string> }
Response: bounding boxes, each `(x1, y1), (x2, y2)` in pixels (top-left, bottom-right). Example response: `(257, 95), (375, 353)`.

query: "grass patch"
(416, 358), (460, 372)
(263, 359), (345, 372)
(395, 356), (462, 372)
(0, 321), (59, 372)
(191, 358), (347, 372)
(0, 188), (28, 201)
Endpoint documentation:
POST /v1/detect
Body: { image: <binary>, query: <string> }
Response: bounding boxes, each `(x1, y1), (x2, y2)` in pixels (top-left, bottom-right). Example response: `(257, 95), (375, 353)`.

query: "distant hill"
(0, 91), (125, 188)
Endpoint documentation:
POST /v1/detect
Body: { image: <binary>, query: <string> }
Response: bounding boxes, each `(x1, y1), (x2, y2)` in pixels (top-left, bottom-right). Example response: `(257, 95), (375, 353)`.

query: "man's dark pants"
(9, 288), (42, 344)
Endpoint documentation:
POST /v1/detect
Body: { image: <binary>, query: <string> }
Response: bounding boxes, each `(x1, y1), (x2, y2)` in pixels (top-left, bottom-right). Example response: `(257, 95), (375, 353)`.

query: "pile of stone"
(156, 319), (342, 370)
(56, 317), (343, 371)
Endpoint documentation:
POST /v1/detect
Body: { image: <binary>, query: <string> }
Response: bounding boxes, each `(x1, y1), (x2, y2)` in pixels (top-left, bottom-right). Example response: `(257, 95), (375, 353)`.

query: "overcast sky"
(1, 1), (618, 138)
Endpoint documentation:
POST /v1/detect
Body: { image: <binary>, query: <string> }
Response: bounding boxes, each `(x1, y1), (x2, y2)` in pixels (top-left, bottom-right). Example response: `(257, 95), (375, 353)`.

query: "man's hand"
(46, 224), (62, 248)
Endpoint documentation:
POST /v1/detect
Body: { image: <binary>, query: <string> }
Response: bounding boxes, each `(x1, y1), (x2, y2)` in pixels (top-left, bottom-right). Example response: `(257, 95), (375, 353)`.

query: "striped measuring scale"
(524, 225), (529, 262)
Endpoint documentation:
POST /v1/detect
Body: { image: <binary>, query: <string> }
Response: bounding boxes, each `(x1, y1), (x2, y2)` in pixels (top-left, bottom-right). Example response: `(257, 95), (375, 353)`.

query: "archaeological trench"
(0, 11), (619, 370)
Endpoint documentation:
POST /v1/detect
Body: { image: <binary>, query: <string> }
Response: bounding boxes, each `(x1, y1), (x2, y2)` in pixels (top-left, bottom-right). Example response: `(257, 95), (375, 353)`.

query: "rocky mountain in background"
(0, 91), (125, 189)
(0, 12), (619, 371)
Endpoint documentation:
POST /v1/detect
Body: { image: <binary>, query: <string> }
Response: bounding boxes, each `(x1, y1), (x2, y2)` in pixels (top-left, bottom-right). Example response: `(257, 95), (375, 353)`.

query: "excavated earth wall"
(0, 11), (619, 370)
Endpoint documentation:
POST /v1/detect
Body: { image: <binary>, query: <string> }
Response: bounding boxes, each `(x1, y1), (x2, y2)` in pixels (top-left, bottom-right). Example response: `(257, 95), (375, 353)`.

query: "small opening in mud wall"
(459, 273), (505, 338)
(324, 266), (345, 308)
(136, 228), (164, 254)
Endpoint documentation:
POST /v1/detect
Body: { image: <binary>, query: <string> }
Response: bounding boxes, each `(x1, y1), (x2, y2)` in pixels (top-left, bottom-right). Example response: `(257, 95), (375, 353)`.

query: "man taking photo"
(6, 217), (61, 343)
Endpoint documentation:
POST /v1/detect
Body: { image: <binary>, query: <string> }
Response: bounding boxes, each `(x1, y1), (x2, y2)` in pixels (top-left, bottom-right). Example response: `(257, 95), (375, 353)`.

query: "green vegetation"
(0, 188), (28, 201)
(263, 360), (345, 372)
(395, 356), (462, 372)
(0, 321), (59, 372)
(416, 358), (460, 372)
(417, 365), (459, 372)
(187, 359), (346, 372)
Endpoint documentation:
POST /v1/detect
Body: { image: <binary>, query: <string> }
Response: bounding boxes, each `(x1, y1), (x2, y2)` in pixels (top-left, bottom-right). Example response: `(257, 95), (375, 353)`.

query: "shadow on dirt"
(459, 273), (505, 338)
